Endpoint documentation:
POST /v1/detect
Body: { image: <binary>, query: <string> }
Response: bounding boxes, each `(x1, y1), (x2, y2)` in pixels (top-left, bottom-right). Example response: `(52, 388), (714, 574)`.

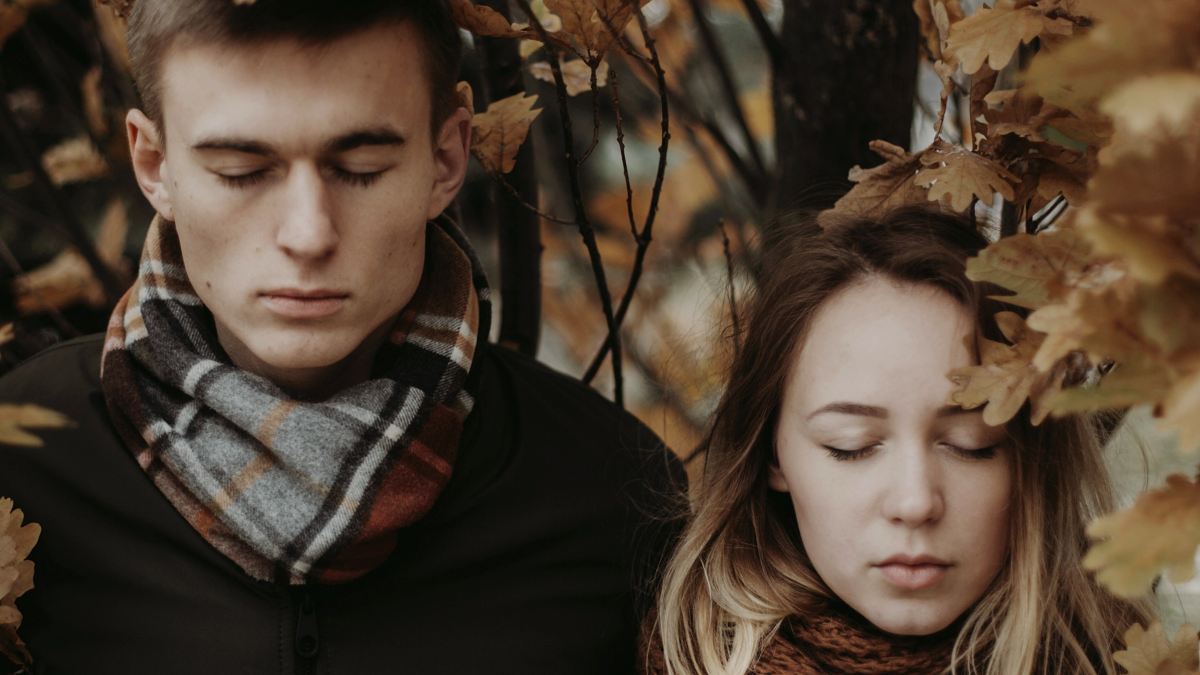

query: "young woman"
(648, 207), (1150, 675)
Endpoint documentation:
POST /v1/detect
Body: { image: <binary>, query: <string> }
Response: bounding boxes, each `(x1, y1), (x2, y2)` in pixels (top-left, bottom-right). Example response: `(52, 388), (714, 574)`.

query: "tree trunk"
(770, 0), (919, 214)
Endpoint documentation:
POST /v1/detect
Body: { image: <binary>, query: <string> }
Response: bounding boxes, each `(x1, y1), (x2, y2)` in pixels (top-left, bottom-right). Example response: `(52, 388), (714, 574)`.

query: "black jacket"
(0, 336), (685, 674)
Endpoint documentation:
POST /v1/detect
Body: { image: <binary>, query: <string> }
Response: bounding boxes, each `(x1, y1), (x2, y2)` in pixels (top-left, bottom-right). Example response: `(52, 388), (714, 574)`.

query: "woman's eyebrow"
(807, 402), (887, 420)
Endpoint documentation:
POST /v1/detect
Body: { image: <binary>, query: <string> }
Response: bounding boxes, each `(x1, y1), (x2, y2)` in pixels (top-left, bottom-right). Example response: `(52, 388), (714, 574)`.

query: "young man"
(0, 2), (683, 673)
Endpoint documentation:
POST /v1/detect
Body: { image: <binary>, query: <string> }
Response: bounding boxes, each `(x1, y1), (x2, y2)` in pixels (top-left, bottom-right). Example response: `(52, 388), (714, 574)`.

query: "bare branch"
(514, 0), (625, 407)
(719, 220), (741, 356)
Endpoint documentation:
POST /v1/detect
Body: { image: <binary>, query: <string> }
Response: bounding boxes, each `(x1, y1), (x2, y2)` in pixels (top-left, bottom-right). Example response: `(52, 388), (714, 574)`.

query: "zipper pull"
(295, 592), (320, 661)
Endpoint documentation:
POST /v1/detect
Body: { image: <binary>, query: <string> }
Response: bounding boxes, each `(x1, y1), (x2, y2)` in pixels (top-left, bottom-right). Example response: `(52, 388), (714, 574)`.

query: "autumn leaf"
(1084, 474), (1200, 597)
(1026, 283), (1148, 372)
(1113, 622), (1200, 675)
(546, 0), (649, 59)
(1045, 358), (1169, 417)
(916, 140), (1018, 211)
(965, 227), (1100, 309)
(1161, 370), (1200, 454)
(947, 311), (1061, 425)
(470, 92), (542, 174)
(41, 136), (108, 186)
(14, 197), (130, 314)
(0, 324), (12, 348)
(0, 0), (54, 48)
(0, 404), (72, 448)
(0, 497), (39, 667)
(448, 0), (535, 40)
(914, 0), (965, 61)
(529, 57), (610, 96)
(818, 140), (928, 227)
(944, 3), (1074, 75)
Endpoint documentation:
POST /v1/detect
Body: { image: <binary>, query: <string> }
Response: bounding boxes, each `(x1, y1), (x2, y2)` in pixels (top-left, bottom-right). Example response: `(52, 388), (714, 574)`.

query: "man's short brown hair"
(128, 0), (463, 136)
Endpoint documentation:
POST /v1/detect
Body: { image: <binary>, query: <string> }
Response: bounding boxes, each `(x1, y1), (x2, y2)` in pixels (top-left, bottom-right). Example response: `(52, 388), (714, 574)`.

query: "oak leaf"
(1113, 622), (1200, 675)
(0, 405), (72, 448)
(470, 92), (542, 175)
(819, 140), (928, 227)
(1161, 370), (1200, 455)
(41, 136), (108, 186)
(916, 140), (1018, 211)
(14, 198), (130, 314)
(546, 0), (649, 59)
(947, 311), (1060, 425)
(0, 497), (39, 668)
(965, 228), (1097, 309)
(448, 0), (537, 40)
(944, 3), (1074, 75)
(1045, 357), (1170, 417)
(1084, 474), (1200, 597)
(914, 0), (964, 61)
(1026, 283), (1146, 372)
(528, 57), (609, 96)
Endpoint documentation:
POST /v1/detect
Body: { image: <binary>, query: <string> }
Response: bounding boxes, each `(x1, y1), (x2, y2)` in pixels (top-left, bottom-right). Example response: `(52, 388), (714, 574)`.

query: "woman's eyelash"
(945, 444), (999, 460)
(822, 444), (878, 462)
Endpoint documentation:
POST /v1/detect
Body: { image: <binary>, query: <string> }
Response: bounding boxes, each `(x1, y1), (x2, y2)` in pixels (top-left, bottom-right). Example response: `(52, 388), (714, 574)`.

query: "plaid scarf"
(100, 215), (490, 585)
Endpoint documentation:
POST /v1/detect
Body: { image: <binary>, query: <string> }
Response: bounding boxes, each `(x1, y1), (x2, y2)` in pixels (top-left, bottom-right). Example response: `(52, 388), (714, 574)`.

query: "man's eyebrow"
(807, 402), (888, 420)
(192, 138), (276, 155)
(323, 128), (406, 154)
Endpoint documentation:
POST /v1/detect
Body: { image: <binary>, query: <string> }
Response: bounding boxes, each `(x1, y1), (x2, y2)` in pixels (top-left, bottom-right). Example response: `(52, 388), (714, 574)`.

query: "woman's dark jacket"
(0, 336), (685, 675)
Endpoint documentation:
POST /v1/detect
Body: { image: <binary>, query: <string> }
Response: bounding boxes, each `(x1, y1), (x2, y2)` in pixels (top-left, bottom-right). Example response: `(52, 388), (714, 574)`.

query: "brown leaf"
(1026, 281), (1149, 373)
(914, 0), (965, 61)
(528, 57), (609, 96)
(0, 324), (12, 348)
(1161, 370), (1200, 455)
(1113, 622), (1200, 675)
(0, 404), (72, 448)
(985, 91), (1068, 142)
(1084, 474), (1200, 597)
(916, 140), (1018, 211)
(944, 4), (1074, 75)
(81, 66), (108, 137)
(546, 0), (649, 59)
(819, 140), (929, 227)
(41, 136), (108, 186)
(448, 0), (530, 38)
(14, 198), (129, 314)
(947, 311), (1061, 425)
(0, 497), (39, 668)
(964, 227), (1100, 309)
(470, 92), (542, 174)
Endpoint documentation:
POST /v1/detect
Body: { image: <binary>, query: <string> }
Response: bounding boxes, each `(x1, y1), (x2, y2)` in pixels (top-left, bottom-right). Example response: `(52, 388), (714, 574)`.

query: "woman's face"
(770, 276), (1011, 636)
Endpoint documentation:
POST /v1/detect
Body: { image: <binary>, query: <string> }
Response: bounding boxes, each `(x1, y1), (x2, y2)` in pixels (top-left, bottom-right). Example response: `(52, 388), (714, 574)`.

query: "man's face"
(136, 22), (467, 387)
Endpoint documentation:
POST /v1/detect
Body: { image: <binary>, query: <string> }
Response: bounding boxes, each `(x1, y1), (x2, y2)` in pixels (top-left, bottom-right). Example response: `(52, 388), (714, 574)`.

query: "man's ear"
(425, 106), (471, 221)
(126, 109), (174, 221)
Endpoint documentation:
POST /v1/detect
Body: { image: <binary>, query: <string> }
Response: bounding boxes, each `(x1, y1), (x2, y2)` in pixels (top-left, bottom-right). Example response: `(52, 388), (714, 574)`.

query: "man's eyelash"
(217, 168), (386, 189)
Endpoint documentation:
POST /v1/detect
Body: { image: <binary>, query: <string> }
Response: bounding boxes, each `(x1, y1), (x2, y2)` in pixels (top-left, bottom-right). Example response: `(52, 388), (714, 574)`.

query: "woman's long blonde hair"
(653, 208), (1151, 675)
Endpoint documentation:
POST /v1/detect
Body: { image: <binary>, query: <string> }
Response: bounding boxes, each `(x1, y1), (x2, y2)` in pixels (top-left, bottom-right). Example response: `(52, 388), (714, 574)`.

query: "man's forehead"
(158, 23), (430, 146)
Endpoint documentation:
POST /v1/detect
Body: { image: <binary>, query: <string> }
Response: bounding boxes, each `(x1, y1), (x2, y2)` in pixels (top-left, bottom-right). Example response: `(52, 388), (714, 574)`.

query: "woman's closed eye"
(822, 443), (881, 461)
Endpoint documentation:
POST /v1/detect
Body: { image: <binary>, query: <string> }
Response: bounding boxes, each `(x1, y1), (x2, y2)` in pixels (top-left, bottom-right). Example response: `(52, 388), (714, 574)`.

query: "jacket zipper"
(294, 591), (320, 674)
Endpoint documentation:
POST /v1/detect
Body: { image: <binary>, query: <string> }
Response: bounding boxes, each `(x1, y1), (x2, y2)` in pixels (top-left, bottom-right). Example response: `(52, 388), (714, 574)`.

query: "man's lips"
(873, 554), (952, 591)
(258, 288), (350, 319)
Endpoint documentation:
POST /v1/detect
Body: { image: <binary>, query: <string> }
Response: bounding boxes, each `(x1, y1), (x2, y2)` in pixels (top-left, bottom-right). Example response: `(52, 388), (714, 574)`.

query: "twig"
(578, 63), (604, 163)
(719, 220), (741, 356)
(582, 1), (672, 383)
(492, 170), (576, 225)
(686, 0), (767, 179)
(515, 0), (625, 407)
(738, 0), (788, 73)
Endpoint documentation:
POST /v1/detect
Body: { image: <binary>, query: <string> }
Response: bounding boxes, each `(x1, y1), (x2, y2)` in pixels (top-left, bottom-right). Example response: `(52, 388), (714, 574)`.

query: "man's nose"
(881, 445), (945, 528)
(276, 163), (338, 261)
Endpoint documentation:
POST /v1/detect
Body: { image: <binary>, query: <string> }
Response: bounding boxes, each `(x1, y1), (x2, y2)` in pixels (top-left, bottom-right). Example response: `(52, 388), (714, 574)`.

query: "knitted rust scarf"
(100, 215), (490, 585)
(751, 600), (957, 675)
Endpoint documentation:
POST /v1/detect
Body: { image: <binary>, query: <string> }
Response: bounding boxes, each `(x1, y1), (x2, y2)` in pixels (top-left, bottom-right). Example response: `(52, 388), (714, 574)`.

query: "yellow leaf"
(470, 92), (542, 174)
(81, 66), (108, 137)
(819, 140), (929, 227)
(41, 136), (108, 186)
(1026, 282), (1149, 372)
(944, 4), (1074, 75)
(1113, 622), (1200, 675)
(1101, 73), (1200, 139)
(528, 57), (609, 96)
(0, 404), (72, 448)
(1084, 474), (1200, 597)
(1046, 357), (1170, 416)
(916, 140), (1018, 211)
(965, 228), (1098, 309)
(947, 311), (1061, 425)
(546, 0), (649, 59)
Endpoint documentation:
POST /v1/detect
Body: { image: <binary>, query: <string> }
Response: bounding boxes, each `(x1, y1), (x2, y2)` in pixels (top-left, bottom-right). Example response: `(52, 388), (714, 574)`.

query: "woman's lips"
(874, 555), (952, 591)
(259, 290), (349, 319)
